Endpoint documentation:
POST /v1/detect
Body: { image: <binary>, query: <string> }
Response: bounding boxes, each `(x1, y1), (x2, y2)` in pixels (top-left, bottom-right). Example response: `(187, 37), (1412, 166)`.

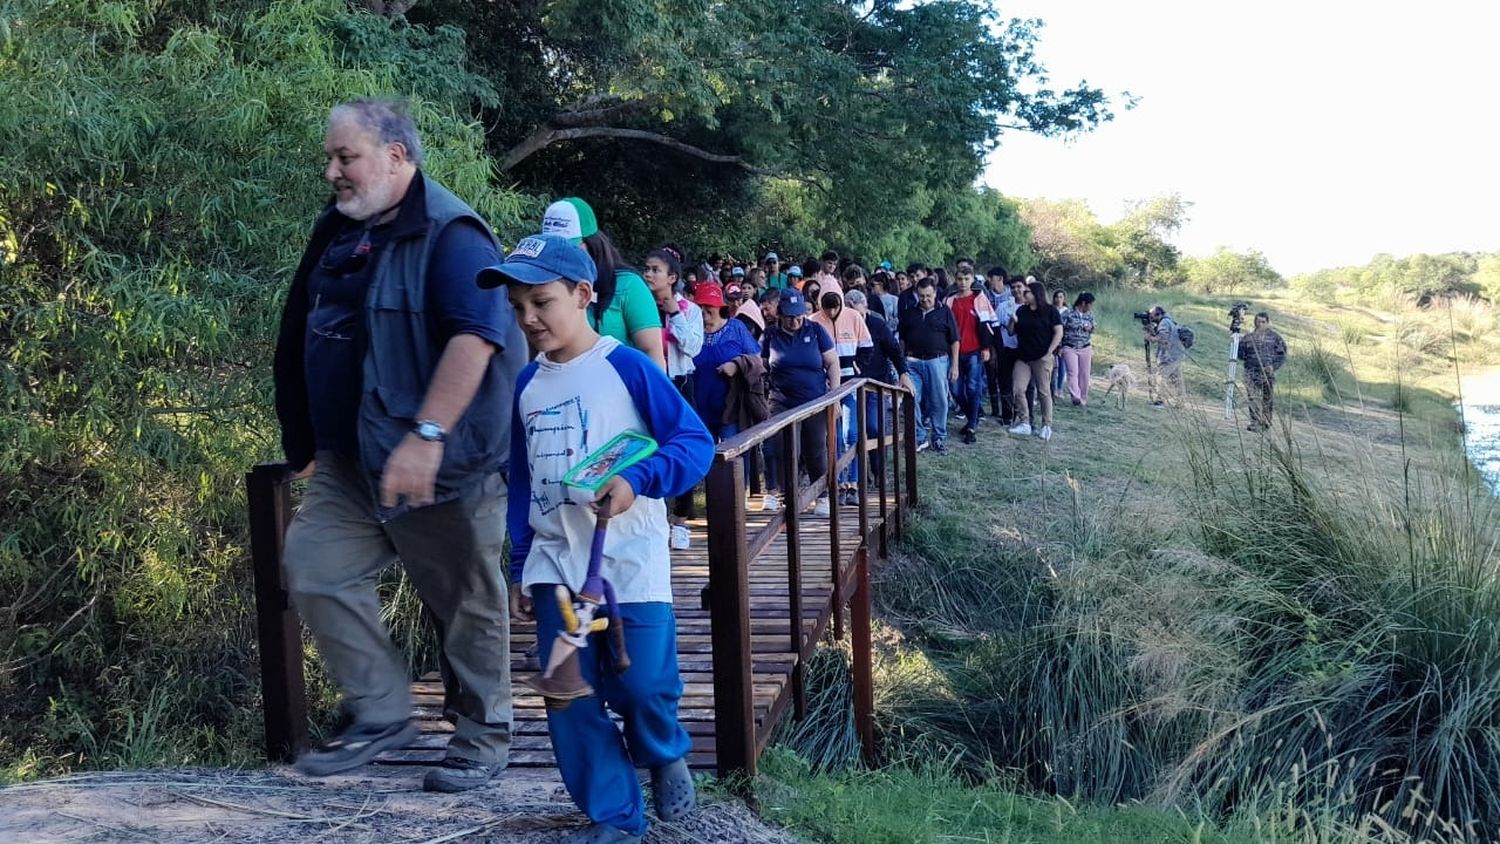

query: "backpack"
(1176, 325), (1195, 350)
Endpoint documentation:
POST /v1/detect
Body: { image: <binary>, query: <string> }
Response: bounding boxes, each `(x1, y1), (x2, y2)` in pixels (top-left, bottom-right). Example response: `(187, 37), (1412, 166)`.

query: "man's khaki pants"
(283, 452), (512, 765)
(1153, 358), (1184, 405)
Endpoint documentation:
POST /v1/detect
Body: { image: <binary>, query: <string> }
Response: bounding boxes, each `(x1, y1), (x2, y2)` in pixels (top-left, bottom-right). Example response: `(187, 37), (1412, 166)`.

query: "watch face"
(416, 421), (444, 441)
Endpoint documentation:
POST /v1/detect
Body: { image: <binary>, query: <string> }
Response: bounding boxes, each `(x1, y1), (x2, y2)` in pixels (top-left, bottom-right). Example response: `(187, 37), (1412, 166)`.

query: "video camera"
(1133, 310), (1156, 333)
(1228, 301), (1251, 334)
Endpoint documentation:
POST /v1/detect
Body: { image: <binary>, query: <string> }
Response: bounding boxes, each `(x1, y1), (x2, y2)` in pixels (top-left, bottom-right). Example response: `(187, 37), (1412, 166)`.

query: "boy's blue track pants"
(531, 588), (692, 836)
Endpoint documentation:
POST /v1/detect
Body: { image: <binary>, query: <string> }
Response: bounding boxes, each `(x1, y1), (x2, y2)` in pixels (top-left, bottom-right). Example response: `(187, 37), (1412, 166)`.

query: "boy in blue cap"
(477, 234), (714, 843)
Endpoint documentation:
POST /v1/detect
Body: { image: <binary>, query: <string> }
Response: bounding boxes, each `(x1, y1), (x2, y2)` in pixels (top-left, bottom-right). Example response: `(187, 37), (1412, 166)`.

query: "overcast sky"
(982, 0), (1500, 276)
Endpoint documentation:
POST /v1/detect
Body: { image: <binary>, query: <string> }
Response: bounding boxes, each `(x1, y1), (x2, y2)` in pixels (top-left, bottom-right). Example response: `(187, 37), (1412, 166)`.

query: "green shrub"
(0, 0), (527, 776)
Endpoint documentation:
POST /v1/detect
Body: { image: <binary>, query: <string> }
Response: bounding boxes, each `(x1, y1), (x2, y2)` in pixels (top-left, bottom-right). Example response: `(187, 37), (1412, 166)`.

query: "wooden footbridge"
(246, 379), (917, 777)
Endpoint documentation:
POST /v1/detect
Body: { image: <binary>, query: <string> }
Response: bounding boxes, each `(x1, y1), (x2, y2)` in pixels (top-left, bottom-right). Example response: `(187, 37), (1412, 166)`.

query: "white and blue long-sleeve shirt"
(507, 335), (714, 603)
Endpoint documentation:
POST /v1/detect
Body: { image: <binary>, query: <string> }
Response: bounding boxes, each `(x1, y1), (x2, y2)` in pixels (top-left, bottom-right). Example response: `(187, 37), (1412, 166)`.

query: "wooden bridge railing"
(704, 377), (918, 777)
(244, 377), (918, 775)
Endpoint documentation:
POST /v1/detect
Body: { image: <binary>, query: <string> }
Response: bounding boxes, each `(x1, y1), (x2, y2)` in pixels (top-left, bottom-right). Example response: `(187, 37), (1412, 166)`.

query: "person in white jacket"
(643, 246), (704, 548)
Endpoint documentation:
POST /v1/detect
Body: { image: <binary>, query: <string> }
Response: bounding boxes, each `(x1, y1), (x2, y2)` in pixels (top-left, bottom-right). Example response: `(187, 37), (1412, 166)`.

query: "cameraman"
(1145, 305), (1185, 407)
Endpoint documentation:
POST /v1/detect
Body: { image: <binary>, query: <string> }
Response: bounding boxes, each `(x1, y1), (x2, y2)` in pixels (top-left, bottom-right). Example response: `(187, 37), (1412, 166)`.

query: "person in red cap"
(690, 282), (763, 447)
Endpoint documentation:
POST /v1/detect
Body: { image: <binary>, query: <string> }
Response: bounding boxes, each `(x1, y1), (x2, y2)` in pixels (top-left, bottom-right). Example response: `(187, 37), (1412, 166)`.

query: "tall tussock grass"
(842, 409), (1499, 839)
(1016, 418), (1500, 837)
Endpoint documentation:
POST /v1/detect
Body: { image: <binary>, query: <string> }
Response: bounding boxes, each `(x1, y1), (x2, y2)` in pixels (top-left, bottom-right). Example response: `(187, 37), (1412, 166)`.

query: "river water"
(1461, 370), (1500, 496)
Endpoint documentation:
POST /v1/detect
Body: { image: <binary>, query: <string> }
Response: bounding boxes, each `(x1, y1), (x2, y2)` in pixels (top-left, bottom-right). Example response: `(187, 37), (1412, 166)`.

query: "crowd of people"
(272, 98), (1287, 844)
(660, 249), (1103, 453)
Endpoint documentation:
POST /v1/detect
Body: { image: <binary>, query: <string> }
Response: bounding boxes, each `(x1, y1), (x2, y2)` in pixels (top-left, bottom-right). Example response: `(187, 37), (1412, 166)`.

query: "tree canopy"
(403, 0), (1116, 264)
(1291, 251), (1492, 301)
(1181, 247), (1284, 294)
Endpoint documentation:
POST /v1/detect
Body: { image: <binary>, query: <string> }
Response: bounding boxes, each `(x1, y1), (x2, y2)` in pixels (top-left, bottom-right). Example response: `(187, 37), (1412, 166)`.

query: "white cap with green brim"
(540, 197), (599, 244)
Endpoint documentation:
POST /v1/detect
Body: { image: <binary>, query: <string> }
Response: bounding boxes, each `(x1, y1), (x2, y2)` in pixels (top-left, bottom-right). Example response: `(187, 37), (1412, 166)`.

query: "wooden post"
(892, 393), (906, 540)
(705, 456), (756, 777)
(782, 424), (806, 722)
(902, 390), (919, 513)
(850, 546), (876, 766)
(245, 464), (308, 762)
(826, 400), (843, 642)
(875, 385), (889, 559)
(854, 385), (870, 578)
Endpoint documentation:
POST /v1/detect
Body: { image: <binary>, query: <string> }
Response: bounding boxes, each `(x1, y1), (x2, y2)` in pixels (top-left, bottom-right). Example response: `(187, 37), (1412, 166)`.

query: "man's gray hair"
(845, 289), (867, 307)
(330, 98), (424, 166)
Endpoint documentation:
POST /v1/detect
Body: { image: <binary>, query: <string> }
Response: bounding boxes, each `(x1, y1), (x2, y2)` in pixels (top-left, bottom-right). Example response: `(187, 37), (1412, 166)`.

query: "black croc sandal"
(651, 758), (697, 822)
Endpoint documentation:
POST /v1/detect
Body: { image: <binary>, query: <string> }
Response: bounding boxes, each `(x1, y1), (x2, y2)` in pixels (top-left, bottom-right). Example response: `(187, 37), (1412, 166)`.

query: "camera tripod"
(1223, 303), (1251, 419)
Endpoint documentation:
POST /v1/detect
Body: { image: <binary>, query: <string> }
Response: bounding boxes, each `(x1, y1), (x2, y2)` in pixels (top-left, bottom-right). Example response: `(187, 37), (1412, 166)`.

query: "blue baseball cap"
(476, 233), (597, 288)
(879, 260), (894, 271)
(779, 289), (809, 317)
(731, 266), (746, 277)
(787, 265), (804, 278)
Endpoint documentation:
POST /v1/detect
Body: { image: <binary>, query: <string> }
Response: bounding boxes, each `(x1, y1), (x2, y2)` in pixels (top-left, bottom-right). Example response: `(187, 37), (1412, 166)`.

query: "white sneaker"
(1038, 425), (1053, 441)
(1008, 422), (1032, 436)
(761, 493), (781, 513)
(669, 524), (691, 550)
(812, 497), (830, 517)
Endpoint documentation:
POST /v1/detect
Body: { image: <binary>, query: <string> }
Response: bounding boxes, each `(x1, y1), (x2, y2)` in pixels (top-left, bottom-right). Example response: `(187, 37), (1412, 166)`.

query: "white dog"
(1099, 363), (1139, 409)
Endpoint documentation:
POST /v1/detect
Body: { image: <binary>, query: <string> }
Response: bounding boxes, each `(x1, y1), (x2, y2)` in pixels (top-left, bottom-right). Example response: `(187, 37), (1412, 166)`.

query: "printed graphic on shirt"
(524, 395), (589, 515)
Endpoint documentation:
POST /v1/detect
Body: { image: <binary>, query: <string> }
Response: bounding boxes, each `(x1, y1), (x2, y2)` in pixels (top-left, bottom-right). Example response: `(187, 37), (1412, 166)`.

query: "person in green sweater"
(541, 197), (666, 370)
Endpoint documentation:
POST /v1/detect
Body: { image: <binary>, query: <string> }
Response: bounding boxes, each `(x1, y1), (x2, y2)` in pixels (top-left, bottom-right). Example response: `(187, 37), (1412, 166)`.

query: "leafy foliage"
(1181, 247), (1284, 293)
(1019, 193), (1192, 288)
(1291, 251), (1491, 301)
(413, 0), (1115, 263)
(0, 0), (525, 774)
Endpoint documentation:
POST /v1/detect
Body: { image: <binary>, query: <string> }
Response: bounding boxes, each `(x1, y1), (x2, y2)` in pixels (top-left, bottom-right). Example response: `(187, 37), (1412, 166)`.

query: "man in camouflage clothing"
(1237, 312), (1287, 431)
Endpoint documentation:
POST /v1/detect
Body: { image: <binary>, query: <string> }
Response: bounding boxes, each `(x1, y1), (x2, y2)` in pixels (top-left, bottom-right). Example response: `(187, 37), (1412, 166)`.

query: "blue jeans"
(533, 592), (691, 837)
(906, 356), (950, 446)
(837, 393), (859, 487)
(1052, 352), (1067, 395)
(957, 351), (985, 430)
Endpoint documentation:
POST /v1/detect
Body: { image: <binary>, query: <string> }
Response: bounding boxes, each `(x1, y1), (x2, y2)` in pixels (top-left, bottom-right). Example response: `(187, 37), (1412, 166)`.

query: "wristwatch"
(413, 419), (447, 443)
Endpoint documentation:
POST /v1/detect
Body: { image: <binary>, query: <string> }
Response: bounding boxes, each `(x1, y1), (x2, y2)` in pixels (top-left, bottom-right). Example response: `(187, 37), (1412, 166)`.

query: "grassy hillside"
(761, 288), (1499, 842)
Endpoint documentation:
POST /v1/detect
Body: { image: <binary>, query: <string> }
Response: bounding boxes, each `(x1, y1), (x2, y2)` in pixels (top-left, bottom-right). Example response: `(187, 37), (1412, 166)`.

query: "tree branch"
(503, 125), (774, 175)
(548, 98), (656, 128)
(352, 0), (417, 18)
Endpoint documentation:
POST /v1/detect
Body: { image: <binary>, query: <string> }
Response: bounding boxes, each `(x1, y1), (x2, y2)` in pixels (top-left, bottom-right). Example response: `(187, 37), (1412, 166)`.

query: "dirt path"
(0, 766), (796, 843)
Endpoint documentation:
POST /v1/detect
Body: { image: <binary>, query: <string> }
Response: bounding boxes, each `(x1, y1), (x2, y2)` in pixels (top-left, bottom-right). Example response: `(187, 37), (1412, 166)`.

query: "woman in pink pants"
(1058, 292), (1096, 406)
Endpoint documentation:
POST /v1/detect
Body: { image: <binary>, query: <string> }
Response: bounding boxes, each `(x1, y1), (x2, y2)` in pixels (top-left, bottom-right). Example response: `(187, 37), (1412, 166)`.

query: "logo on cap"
(512, 236), (547, 259)
(541, 213), (574, 236)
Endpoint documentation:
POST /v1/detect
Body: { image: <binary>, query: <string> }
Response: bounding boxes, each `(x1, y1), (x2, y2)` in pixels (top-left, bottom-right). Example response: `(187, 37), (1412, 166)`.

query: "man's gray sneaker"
(293, 719), (417, 777)
(423, 756), (503, 793)
(562, 822), (642, 844)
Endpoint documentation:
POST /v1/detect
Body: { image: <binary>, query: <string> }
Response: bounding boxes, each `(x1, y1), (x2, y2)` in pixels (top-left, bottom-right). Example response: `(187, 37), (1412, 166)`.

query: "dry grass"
(0, 767), (793, 843)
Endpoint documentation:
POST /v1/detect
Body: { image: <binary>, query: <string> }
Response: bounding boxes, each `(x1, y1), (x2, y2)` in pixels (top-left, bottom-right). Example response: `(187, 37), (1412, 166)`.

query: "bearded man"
(272, 99), (524, 791)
